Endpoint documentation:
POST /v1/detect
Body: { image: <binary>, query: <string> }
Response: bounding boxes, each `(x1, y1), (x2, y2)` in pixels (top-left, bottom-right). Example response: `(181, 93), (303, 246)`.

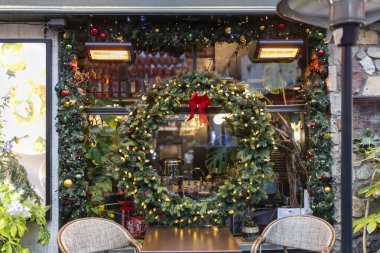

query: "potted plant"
(242, 216), (259, 241)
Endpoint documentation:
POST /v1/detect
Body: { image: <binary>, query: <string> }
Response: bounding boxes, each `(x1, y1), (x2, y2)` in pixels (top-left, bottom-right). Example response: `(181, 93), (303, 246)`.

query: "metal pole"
(341, 45), (353, 253)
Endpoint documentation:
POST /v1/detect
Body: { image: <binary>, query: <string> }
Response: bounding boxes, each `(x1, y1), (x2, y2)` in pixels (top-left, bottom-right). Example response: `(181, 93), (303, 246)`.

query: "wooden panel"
(142, 226), (242, 253)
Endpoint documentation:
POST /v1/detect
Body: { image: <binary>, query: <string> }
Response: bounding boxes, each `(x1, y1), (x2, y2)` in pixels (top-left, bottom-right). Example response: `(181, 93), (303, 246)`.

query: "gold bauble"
(225, 26), (232, 34)
(64, 101), (71, 108)
(259, 25), (265, 31)
(116, 36), (123, 42)
(228, 210), (234, 215)
(324, 186), (331, 193)
(306, 28), (311, 34)
(239, 35), (247, 44)
(63, 33), (68, 39)
(154, 27), (160, 33)
(99, 205), (105, 211)
(63, 179), (73, 188)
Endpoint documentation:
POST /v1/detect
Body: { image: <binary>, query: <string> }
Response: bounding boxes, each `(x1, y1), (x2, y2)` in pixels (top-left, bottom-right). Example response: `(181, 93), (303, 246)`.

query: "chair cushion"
(60, 219), (131, 253)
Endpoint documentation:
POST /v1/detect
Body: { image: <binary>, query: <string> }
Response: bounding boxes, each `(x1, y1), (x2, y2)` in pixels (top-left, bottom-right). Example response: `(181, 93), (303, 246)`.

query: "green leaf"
(367, 222), (378, 234)
(353, 223), (366, 234)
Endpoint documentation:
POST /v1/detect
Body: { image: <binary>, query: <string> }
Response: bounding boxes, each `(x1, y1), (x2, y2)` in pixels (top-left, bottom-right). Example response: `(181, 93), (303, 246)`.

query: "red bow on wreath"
(187, 92), (211, 125)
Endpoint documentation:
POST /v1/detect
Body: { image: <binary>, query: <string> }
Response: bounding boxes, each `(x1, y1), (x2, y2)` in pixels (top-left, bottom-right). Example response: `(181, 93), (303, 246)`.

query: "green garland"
(63, 15), (314, 54)
(116, 72), (274, 224)
(302, 32), (334, 223)
(56, 41), (90, 223)
(56, 17), (334, 223)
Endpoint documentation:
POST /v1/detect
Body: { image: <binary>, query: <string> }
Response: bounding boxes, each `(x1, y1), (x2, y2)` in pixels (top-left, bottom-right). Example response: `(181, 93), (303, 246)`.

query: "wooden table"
(141, 226), (242, 253)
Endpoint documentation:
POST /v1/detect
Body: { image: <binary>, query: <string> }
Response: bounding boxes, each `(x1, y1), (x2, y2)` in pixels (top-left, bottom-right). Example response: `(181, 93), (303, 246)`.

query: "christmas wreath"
(115, 72), (275, 225)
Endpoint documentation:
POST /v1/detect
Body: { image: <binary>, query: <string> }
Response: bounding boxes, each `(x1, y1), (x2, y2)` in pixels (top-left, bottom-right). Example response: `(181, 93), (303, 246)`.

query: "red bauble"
(69, 62), (77, 70)
(126, 216), (147, 239)
(317, 49), (325, 57)
(278, 23), (285, 29)
(99, 33), (106, 40)
(309, 121), (315, 129)
(320, 175), (329, 182)
(61, 89), (70, 97)
(76, 154), (82, 160)
(306, 152), (314, 158)
(90, 27), (99, 36)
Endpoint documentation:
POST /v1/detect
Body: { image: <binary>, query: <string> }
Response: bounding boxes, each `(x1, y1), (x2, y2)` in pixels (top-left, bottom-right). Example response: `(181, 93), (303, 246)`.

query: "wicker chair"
(251, 215), (336, 253)
(57, 217), (142, 253)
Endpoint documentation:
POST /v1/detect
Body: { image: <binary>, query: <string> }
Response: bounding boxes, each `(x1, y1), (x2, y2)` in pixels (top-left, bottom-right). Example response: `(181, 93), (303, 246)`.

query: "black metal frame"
(0, 39), (52, 219)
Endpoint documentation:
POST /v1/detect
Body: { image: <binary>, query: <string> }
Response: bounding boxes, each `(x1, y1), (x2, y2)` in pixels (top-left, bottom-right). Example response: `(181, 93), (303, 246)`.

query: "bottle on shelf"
(102, 69), (110, 98)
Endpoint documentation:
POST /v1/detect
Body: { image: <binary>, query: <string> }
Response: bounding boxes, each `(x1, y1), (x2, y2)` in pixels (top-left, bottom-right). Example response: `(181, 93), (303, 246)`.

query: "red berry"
(76, 154), (81, 160)
(317, 49), (325, 57)
(61, 89), (70, 97)
(309, 121), (315, 129)
(100, 33), (106, 40)
(306, 152), (314, 158)
(278, 23), (285, 29)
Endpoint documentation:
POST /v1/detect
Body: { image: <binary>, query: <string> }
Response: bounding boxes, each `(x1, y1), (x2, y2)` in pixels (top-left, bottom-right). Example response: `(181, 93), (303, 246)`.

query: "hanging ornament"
(99, 33), (106, 40)
(306, 151), (314, 158)
(62, 33), (68, 39)
(126, 16), (132, 23)
(309, 121), (315, 129)
(278, 23), (286, 29)
(154, 27), (160, 33)
(324, 186), (331, 193)
(188, 33), (193, 41)
(63, 101), (71, 108)
(317, 49), (325, 57)
(69, 58), (78, 70)
(259, 25), (265, 31)
(63, 179), (73, 188)
(75, 174), (82, 179)
(239, 35), (247, 44)
(61, 89), (70, 97)
(64, 44), (73, 51)
(305, 28), (311, 34)
(140, 16), (146, 22)
(320, 175), (329, 182)
(76, 154), (82, 160)
(225, 26), (232, 34)
(116, 36), (123, 42)
(227, 34), (235, 43)
(90, 27), (99, 36)
(228, 210), (234, 215)
(316, 32), (324, 40)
